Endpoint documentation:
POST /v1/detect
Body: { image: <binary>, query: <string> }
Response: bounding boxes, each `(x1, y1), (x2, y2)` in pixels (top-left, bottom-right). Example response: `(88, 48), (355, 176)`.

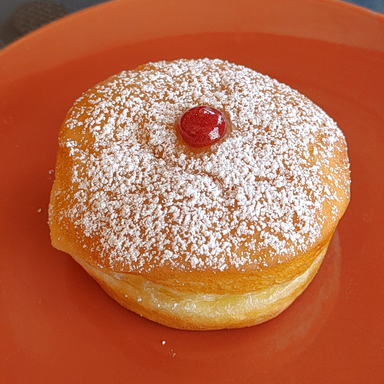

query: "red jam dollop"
(178, 106), (227, 148)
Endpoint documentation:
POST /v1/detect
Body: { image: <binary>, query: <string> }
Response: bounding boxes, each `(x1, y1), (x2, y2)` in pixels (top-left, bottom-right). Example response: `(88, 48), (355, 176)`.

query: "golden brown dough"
(49, 58), (350, 330)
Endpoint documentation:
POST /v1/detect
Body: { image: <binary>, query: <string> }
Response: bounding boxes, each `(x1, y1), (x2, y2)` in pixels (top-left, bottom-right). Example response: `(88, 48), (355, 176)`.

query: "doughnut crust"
(48, 58), (350, 330)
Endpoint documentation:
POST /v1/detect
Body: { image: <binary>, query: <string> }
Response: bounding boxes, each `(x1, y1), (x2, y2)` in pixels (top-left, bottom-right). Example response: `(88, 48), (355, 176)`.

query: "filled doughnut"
(48, 58), (351, 330)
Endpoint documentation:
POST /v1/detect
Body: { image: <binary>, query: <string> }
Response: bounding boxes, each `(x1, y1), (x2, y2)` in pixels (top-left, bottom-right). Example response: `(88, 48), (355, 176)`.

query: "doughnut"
(48, 58), (351, 330)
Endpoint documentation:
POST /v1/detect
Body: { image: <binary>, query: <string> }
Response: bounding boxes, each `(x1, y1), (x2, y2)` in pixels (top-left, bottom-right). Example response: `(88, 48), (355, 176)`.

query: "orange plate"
(1, 0), (383, 382)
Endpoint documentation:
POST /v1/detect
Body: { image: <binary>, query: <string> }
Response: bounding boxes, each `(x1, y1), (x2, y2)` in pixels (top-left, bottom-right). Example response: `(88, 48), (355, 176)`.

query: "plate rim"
(1, 0), (384, 90)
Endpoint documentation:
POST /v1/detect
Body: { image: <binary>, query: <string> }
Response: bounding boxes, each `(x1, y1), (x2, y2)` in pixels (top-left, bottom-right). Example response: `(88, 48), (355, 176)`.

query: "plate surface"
(1, 0), (384, 383)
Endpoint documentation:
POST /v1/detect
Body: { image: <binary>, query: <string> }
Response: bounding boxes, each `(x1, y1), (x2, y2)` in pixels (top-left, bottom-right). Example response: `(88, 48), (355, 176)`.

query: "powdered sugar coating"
(54, 58), (350, 273)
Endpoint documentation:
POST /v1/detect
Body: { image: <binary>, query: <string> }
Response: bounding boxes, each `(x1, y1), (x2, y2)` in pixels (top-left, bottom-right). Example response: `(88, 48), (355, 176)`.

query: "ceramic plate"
(1, 0), (383, 382)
